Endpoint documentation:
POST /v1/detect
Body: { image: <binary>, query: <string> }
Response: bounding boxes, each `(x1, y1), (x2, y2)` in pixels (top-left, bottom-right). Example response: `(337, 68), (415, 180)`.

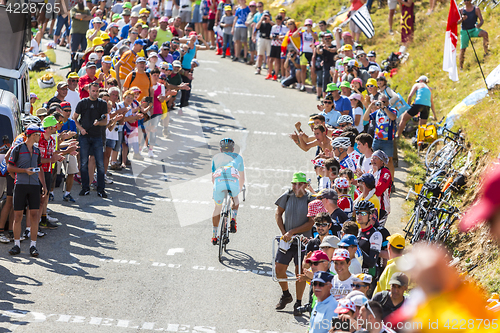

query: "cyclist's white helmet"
(332, 136), (351, 149)
(22, 115), (42, 128)
(338, 115), (353, 125)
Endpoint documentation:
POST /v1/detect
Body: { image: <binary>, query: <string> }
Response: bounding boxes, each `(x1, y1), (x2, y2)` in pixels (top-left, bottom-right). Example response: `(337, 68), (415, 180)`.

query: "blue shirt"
(309, 295), (338, 333)
(234, 6), (250, 28)
(120, 24), (131, 39)
(369, 107), (397, 141)
(211, 152), (244, 181)
(59, 119), (77, 133)
(181, 46), (196, 70)
(171, 50), (181, 61)
(109, 36), (120, 45)
(320, 109), (341, 128)
(414, 85), (431, 107)
(334, 95), (353, 118)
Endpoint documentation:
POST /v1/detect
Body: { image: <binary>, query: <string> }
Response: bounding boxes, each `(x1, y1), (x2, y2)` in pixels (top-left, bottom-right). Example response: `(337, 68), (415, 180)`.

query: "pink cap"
(305, 18), (313, 25)
(305, 250), (330, 263)
(349, 93), (362, 101)
(249, 1), (257, 5)
(342, 31), (352, 37)
(307, 199), (328, 217)
(159, 16), (169, 23)
(460, 165), (500, 232)
(331, 248), (350, 261)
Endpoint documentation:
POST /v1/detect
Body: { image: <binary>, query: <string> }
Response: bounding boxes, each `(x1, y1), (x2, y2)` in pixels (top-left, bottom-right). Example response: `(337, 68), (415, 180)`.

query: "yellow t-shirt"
(86, 29), (103, 49)
(96, 68), (117, 80)
(45, 48), (56, 64)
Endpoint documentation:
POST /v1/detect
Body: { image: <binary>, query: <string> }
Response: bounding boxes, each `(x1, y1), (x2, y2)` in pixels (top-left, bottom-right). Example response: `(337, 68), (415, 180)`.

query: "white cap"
(89, 52), (99, 61)
(416, 75), (429, 82)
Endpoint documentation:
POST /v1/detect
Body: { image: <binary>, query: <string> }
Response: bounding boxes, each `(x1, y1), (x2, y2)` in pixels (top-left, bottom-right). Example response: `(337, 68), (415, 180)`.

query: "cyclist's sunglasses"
(356, 211), (369, 216)
(313, 281), (325, 287)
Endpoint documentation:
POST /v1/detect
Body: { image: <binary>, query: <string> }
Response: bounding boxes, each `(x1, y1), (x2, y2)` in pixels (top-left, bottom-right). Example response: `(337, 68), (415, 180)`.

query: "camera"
(332, 317), (351, 332)
(375, 101), (382, 107)
(145, 97), (153, 103)
(347, 66), (354, 73)
(295, 303), (312, 314)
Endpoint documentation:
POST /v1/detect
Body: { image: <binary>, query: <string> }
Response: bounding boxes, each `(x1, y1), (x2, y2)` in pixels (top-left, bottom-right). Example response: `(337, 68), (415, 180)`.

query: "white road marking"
(200, 90), (275, 98)
(0, 310), (297, 332)
(166, 248), (185, 256)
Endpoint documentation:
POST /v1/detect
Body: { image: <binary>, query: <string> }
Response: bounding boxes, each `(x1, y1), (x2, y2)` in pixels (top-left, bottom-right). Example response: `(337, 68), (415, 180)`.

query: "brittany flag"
(443, 0), (461, 81)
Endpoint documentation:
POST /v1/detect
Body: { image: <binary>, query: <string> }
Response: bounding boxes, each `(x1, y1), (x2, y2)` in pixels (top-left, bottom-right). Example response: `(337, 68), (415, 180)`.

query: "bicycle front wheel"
(425, 138), (445, 172)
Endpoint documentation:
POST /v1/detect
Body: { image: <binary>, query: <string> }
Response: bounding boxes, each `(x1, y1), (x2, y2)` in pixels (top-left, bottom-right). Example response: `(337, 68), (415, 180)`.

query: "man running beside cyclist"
(211, 138), (245, 245)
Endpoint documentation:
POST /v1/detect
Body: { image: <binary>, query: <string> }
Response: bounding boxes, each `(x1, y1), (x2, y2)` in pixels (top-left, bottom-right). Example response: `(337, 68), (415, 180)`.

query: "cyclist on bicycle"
(211, 138), (245, 245)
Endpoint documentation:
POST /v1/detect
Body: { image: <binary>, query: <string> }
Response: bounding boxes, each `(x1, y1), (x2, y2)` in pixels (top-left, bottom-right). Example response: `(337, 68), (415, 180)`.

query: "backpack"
(129, 71), (152, 97)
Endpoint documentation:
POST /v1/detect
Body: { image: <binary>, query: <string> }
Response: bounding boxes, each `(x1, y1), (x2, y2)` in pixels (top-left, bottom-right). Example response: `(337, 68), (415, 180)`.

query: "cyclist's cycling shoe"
(275, 294), (293, 310)
(211, 237), (219, 246)
(230, 219), (237, 233)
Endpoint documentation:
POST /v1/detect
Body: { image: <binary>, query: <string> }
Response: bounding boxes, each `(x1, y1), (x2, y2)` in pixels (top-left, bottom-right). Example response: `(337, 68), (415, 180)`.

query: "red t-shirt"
(78, 75), (103, 99)
(38, 134), (56, 172)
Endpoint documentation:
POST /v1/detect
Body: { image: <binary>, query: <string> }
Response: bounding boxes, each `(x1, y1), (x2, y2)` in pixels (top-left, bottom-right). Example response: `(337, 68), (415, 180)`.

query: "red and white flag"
(443, 0), (461, 81)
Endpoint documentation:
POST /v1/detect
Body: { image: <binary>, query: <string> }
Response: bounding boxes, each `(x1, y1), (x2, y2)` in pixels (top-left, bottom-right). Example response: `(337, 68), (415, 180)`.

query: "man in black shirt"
(73, 83), (109, 198)
(371, 272), (408, 319)
(47, 82), (69, 109)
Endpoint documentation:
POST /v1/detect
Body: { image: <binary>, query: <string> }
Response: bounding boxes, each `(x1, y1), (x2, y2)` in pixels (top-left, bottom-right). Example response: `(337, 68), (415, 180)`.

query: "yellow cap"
(67, 72), (80, 79)
(366, 78), (378, 87)
(343, 44), (353, 51)
(93, 37), (104, 46)
(139, 8), (150, 14)
(100, 32), (110, 40)
(387, 233), (405, 249)
(224, 5), (232, 11)
(102, 55), (113, 63)
(279, 7), (286, 12)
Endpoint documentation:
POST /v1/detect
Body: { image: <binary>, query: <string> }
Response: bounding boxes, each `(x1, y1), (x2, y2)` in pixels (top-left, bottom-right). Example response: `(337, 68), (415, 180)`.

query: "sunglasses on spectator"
(352, 284), (366, 288)
(312, 281), (325, 287)
(315, 222), (329, 227)
(366, 302), (377, 319)
(68, 79), (78, 83)
(311, 261), (328, 266)
(172, 42), (179, 45)
(131, 32), (138, 35)
(257, 4), (263, 7)
(366, 85), (375, 88)
(323, 101), (333, 104)
(338, 245), (350, 249)
(57, 121), (64, 125)
(62, 108), (71, 112)
(356, 211), (369, 216)
(159, 77), (166, 80)
(161, 67), (168, 70)
(96, 50), (104, 53)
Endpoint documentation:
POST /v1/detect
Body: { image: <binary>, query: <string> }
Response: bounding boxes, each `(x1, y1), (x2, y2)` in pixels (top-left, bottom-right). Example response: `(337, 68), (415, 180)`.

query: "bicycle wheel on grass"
(425, 138), (445, 172)
(403, 210), (417, 240)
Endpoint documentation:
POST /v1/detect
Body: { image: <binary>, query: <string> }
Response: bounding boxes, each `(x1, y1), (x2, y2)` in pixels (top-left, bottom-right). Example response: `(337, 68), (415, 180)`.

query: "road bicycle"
(218, 185), (246, 263)
(425, 126), (465, 174)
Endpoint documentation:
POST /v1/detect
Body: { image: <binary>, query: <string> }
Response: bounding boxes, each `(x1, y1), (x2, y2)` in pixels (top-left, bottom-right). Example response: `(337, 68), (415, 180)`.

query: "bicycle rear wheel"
(403, 210), (417, 240)
(425, 138), (445, 172)
(218, 215), (227, 262)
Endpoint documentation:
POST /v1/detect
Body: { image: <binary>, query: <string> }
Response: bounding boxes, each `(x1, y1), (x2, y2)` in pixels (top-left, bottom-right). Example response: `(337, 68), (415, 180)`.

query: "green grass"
(29, 71), (65, 110)
(398, 138), (426, 188)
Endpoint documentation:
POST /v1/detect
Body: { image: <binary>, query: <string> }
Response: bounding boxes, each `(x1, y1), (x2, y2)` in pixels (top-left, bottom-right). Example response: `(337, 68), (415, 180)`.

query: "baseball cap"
(131, 12), (139, 18)
(148, 52), (158, 58)
(95, 46), (104, 52)
(112, 14), (121, 21)
(279, 7), (286, 12)
(319, 235), (340, 249)
(338, 234), (358, 247)
(350, 293), (369, 307)
(366, 78), (378, 87)
(311, 158), (325, 168)
(56, 82), (68, 89)
(368, 65), (379, 73)
(312, 188), (338, 201)
(191, 59), (199, 66)
(305, 18), (313, 25)
(92, 37), (104, 46)
(372, 150), (389, 165)
(26, 124), (45, 135)
(136, 57), (146, 63)
(291, 172), (307, 183)
(189, 31), (198, 37)
(159, 73), (168, 80)
(172, 60), (182, 67)
(249, 1), (257, 6)
(342, 31), (352, 37)
(354, 273), (373, 284)
(307, 199), (328, 217)
(122, 9), (131, 15)
(161, 41), (171, 49)
(139, 8), (150, 14)
(86, 62), (97, 68)
(311, 271), (334, 284)
(88, 53), (99, 61)
(60, 101), (71, 110)
(224, 5), (232, 10)
(357, 173), (376, 189)
(325, 82), (340, 92)
(334, 177), (349, 189)
(159, 16), (169, 23)
(67, 72), (79, 79)
(134, 39), (145, 46)
(146, 44), (159, 53)
(334, 298), (356, 314)
(416, 75), (429, 83)
(387, 233), (406, 250)
(102, 55), (112, 64)
(342, 57), (353, 64)
(343, 44), (353, 51)
(305, 250), (330, 264)
(35, 108), (48, 117)
(30, 93), (39, 99)
(332, 248), (350, 261)
(460, 166), (500, 232)
(347, 59), (358, 68)
(356, 50), (366, 56)
(349, 93), (362, 101)
(367, 50), (376, 57)
(42, 115), (58, 128)
(93, 17), (102, 24)
(167, 63), (173, 70)
(100, 32), (110, 40)
(123, 2), (132, 9)
(389, 272), (409, 286)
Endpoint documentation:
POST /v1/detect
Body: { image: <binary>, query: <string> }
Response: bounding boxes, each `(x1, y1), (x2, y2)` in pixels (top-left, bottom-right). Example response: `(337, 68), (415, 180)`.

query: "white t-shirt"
(31, 38), (40, 55)
(65, 89), (80, 118)
(165, 0), (173, 10)
(179, 0), (191, 11)
(330, 274), (355, 300)
(300, 30), (314, 53)
(353, 106), (364, 133)
(357, 153), (372, 174)
(105, 113), (119, 140)
(349, 257), (362, 275)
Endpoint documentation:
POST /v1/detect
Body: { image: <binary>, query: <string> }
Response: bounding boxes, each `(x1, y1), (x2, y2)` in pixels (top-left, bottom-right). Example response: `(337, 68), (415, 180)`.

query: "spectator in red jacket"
(78, 62), (105, 99)
(371, 150), (392, 223)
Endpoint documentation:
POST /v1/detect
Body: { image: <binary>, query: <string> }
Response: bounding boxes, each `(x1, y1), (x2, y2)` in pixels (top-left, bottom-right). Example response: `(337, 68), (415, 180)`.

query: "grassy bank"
(30, 71), (65, 110)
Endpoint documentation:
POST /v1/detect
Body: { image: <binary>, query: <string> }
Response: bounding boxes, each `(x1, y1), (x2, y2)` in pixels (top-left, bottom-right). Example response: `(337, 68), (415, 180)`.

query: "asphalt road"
(0, 43), (408, 332)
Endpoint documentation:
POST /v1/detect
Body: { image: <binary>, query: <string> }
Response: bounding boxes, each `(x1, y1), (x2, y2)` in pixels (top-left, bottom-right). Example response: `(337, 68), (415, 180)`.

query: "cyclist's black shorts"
(6, 174), (14, 196)
(13, 184), (41, 211)
(408, 104), (430, 120)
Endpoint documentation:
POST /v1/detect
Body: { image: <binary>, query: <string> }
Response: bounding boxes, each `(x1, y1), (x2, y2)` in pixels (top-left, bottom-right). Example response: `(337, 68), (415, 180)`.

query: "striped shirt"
(118, 50), (137, 80)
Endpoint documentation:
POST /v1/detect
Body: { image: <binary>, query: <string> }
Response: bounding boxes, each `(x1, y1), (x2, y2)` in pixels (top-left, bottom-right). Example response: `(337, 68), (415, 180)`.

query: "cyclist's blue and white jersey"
(212, 152), (244, 204)
(211, 152), (244, 181)
(339, 155), (357, 172)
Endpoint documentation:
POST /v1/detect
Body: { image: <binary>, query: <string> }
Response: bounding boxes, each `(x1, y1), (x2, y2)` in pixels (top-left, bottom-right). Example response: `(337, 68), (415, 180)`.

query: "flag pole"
(466, 29), (488, 89)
